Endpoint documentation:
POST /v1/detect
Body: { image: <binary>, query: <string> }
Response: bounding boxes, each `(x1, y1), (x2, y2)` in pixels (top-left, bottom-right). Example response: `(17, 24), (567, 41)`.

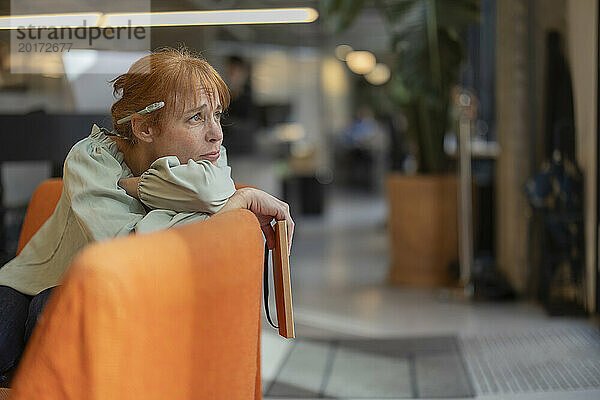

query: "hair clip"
(116, 101), (165, 125)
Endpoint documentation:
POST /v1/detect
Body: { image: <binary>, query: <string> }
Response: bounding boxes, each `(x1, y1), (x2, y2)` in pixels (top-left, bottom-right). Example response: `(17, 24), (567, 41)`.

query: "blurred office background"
(0, 0), (599, 399)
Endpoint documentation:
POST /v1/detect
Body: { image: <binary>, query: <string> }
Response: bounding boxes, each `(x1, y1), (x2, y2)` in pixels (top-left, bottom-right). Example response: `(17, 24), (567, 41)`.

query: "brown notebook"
(272, 221), (295, 338)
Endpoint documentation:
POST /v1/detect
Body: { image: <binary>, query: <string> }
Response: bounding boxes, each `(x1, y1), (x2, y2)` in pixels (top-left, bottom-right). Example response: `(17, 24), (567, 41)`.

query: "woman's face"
(151, 90), (224, 166)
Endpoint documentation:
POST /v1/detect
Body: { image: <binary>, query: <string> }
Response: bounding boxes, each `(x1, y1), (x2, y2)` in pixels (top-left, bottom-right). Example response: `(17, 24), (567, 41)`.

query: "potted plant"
(322, 0), (480, 286)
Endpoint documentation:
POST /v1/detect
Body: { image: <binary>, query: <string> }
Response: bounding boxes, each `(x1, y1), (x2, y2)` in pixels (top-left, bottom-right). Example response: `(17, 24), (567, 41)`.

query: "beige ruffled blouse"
(0, 124), (236, 295)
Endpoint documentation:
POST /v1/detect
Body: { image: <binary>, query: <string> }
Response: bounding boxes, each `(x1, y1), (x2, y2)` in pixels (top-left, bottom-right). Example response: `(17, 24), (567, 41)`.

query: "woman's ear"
(130, 114), (154, 144)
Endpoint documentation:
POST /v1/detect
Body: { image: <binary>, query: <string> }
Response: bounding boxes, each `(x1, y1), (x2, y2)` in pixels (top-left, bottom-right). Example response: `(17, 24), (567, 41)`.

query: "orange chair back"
(16, 178), (63, 255)
(11, 208), (264, 399)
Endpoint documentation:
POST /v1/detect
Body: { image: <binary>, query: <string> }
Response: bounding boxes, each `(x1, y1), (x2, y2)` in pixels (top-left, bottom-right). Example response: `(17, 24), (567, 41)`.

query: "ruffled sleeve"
(136, 145), (236, 214)
(64, 126), (146, 241)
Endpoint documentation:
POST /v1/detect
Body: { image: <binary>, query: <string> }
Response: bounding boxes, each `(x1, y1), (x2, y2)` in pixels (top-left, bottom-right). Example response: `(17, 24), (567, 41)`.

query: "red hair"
(109, 45), (230, 145)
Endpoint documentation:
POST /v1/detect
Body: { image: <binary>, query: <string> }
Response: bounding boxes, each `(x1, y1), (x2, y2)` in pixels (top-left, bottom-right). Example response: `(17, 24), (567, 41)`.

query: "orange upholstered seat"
(7, 179), (264, 399)
(16, 178), (63, 256)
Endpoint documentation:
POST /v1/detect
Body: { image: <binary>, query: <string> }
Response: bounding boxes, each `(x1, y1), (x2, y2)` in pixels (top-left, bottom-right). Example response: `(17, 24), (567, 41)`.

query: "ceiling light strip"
(103, 8), (318, 27)
(0, 8), (318, 30)
(0, 13), (101, 29)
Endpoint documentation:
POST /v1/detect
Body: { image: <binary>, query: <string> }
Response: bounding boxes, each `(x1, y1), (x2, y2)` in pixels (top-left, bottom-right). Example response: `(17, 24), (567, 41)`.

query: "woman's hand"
(216, 187), (294, 252)
(118, 177), (140, 199)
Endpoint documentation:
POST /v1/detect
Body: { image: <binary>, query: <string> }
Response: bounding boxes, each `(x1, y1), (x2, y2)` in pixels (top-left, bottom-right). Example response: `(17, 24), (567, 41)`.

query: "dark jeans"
(0, 285), (55, 385)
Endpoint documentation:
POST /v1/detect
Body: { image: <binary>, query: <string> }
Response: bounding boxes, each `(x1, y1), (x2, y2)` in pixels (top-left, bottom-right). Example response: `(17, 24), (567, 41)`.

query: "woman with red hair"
(0, 46), (294, 385)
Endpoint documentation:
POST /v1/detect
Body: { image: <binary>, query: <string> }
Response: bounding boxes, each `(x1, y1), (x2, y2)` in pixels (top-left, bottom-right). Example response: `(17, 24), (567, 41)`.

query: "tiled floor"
(261, 187), (600, 399)
(264, 335), (474, 398)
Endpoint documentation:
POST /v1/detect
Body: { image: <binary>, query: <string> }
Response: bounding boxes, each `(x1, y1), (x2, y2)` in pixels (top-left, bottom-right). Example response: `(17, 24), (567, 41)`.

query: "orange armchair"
(16, 178), (63, 256)
(5, 179), (264, 399)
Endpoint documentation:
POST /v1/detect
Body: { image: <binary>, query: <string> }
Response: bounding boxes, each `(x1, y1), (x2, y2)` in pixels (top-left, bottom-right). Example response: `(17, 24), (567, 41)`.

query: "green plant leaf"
(322, 0), (343, 14)
(321, 0), (481, 173)
(336, 0), (368, 32)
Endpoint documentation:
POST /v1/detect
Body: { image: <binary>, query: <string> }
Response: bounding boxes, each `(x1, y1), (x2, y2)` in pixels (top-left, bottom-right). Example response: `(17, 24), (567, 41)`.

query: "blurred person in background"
(222, 55), (258, 155)
(339, 105), (389, 191)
